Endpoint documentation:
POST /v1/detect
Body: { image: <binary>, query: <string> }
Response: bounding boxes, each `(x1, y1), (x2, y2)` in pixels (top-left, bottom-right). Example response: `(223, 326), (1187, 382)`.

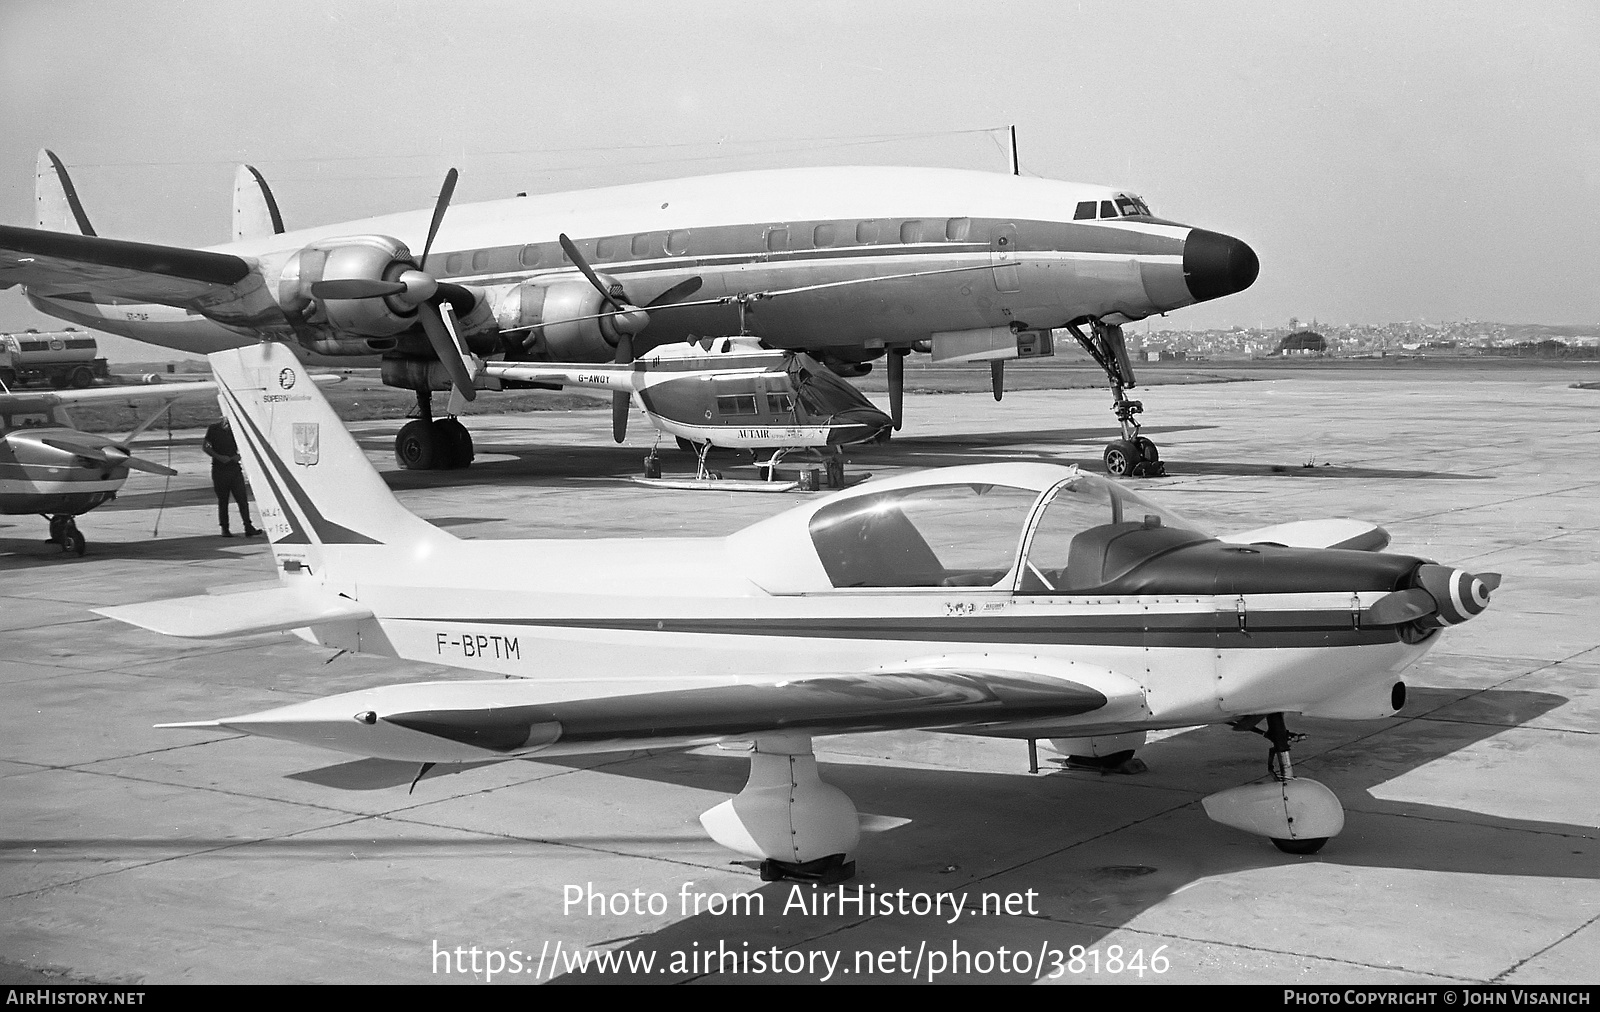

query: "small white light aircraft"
(483, 336), (892, 485)
(0, 381), (211, 553)
(3, 150), (1258, 474)
(97, 344), (1498, 881)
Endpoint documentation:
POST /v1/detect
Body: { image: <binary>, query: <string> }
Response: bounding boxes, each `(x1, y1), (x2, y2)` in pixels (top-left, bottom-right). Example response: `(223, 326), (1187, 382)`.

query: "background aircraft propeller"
(309, 169), (477, 401)
(558, 233), (703, 441)
(41, 436), (178, 476)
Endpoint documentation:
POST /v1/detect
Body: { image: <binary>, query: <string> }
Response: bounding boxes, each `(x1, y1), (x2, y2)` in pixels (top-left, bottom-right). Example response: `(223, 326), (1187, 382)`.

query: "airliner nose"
(1183, 229), (1259, 303)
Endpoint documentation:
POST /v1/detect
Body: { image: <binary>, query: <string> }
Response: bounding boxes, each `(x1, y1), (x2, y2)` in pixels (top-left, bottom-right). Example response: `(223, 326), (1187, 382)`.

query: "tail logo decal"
(218, 378), (381, 546)
(278, 369), (296, 390)
(292, 423), (319, 466)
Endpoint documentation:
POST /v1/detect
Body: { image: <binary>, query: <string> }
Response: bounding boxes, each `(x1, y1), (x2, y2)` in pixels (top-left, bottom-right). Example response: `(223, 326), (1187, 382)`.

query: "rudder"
(209, 343), (450, 567)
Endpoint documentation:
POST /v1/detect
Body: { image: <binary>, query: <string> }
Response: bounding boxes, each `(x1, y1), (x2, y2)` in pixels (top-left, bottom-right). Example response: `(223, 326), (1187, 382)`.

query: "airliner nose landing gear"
(1202, 713), (1345, 854)
(1064, 318), (1166, 478)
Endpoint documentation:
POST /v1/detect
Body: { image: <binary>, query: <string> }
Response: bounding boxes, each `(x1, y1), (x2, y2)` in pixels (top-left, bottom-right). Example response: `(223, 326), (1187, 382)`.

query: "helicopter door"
(990, 222), (1020, 293)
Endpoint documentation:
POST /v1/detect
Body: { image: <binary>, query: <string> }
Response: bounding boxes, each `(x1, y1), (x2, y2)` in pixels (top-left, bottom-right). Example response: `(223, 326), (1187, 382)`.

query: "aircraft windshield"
(1114, 194), (1152, 217)
(808, 483), (1039, 588)
(1017, 473), (1207, 594)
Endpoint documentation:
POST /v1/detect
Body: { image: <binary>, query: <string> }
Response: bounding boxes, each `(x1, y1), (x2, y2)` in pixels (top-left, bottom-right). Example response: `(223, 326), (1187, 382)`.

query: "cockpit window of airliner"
(808, 483), (1039, 589)
(1100, 200), (1118, 218)
(1074, 201), (1096, 220)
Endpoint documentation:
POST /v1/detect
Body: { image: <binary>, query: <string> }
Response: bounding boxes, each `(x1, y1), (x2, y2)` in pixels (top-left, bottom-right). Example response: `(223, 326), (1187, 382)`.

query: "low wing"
(157, 658), (1149, 762)
(483, 360), (641, 394)
(0, 224), (289, 332)
(94, 584), (374, 639)
(1221, 518), (1390, 552)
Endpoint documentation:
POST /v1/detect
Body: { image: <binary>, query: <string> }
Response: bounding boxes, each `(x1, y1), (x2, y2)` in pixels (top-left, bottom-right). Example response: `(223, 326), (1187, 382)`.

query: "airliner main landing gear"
(394, 389), (474, 470)
(1064, 318), (1166, 478)
(1202, 713), (1345, 854)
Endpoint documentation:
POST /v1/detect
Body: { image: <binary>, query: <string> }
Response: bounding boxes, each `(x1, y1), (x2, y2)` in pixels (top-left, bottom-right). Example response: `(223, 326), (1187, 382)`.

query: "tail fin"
(209, 343), (452, 578)
(35, 149), (96, 235)
(233, 164), (286, 241)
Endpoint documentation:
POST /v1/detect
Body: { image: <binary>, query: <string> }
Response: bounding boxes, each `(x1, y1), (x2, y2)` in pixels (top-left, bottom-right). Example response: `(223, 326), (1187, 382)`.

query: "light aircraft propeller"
(40, 435), (178, 476)
(309, 169), (479, 402)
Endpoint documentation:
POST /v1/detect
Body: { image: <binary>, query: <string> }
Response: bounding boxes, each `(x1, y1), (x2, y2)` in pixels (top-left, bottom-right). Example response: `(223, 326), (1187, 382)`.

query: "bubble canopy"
(738, 464), (1208, 593)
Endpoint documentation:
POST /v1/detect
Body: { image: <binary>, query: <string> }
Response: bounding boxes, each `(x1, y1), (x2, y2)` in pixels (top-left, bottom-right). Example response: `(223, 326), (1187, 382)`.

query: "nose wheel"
(1066, 318), (1167, 478)
(45, 515), (86, 556)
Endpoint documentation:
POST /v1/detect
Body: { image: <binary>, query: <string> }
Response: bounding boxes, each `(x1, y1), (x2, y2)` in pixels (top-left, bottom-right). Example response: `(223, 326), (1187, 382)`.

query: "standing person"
(203, 415), (261, 538)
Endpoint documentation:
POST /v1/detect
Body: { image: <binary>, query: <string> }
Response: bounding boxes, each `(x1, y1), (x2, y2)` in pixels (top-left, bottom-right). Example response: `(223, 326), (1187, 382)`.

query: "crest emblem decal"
(292, 422), (319, 466)
(278, 368), (296, 390)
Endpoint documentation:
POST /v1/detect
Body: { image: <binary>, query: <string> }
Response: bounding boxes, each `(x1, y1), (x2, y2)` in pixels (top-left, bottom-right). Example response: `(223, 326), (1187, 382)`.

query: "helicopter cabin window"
(766, 228), (789, 252)
(596, 236), (623, 260)
(1099, 200), (1118, 218)
(813, 223), (838, 247)
(632, 233), (655, 257)
(899, 220), (924, 244)
(1016, 475), (1208, 594)
(716, 394), (759, 416)
(1074, 201), (1097, 220)
(855, 220), (880, 244)
(520, 244), (542, 267)
(667, 231), (691, 256)
(945, 218), (971, 241)
(808, 483), (1039, 589)
(471, 250), (491, 272)
(766, 392), (794, 414)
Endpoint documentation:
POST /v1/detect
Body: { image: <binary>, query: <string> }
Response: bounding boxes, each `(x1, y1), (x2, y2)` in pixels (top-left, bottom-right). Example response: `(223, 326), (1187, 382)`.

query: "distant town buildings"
(1125, 319), (1600, 360)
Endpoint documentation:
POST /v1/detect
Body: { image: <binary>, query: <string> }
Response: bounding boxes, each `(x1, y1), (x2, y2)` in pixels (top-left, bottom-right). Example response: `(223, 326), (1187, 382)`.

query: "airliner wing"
(152, 658), (1150, 762)
(0, 224), (288, 331)
(483, 361), (639, 394)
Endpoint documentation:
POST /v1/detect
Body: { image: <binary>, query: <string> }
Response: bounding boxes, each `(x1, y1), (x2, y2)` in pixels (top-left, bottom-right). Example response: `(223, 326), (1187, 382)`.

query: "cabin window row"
(441, 218), (982, 275)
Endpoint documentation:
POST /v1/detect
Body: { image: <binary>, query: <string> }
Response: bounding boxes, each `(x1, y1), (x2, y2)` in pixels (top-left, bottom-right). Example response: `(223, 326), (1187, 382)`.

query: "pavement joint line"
(369, 810), (757, 876)
(0, 810), (409, 903)
(1489, 907), (1600, 984)
(1414, 716), (1596, 736)
(1330, 803), (1598, 839)
(1390, 481), (1600, 523)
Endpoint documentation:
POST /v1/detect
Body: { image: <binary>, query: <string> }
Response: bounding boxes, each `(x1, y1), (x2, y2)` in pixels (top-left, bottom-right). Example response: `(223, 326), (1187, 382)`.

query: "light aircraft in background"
(0, 381), (209, 554)
(2, 150), (1257, 474)
(483, 336), (891, 485)
(98, 344), (1498, 882)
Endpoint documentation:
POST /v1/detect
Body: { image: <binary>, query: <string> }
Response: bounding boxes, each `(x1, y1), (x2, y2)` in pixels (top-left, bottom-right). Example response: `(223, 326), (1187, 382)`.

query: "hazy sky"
(3, 0), (1597, 346)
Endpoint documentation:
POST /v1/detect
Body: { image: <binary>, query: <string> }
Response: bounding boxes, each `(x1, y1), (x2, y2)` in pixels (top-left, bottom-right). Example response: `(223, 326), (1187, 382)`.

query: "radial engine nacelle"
(495, 278), (649, 362)
(278, 235), (424, 337)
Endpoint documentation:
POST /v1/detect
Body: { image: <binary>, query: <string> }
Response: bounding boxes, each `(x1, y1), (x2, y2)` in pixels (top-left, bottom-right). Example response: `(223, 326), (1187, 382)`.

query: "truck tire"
(69, 366), (95, 388)
(0, 369), (14, 389)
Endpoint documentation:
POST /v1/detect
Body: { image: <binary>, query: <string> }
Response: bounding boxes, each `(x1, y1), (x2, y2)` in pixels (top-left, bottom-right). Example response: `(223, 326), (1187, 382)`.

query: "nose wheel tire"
(1104, 437), (1165, 478)
(433, 418), (474, 469)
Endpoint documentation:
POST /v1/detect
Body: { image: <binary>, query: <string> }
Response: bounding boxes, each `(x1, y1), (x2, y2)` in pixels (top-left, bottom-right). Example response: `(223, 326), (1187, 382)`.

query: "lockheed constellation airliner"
(2, 150), (1256, 474)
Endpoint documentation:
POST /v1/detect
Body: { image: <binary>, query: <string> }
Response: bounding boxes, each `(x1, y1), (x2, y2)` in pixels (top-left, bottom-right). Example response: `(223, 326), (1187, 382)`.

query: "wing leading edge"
(0, 224), (288, 332)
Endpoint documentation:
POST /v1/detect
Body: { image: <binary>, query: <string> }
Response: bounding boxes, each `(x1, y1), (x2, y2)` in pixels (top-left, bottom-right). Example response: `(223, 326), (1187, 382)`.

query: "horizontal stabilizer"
(1222, 518), (1390, 552)
(95, 585), (373, 639)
